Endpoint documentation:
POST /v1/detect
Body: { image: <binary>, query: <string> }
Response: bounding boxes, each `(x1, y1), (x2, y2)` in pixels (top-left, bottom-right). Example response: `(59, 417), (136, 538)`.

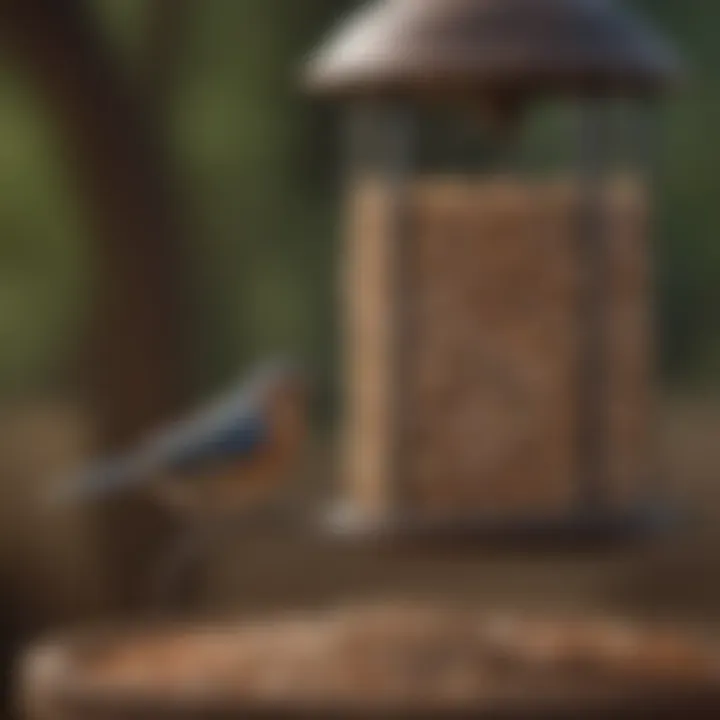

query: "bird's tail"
(47, 453), (151, 508)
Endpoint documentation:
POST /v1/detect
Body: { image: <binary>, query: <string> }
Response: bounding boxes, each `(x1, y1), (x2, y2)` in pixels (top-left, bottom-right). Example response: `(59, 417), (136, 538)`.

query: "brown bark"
(0, 0), (190, 612)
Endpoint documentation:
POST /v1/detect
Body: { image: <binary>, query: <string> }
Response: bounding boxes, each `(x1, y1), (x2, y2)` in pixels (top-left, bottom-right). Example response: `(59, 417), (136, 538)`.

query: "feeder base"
(321, 501), (679, 552)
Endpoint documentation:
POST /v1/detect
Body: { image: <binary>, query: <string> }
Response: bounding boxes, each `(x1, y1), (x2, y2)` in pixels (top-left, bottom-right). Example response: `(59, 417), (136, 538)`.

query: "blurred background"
(0, 0), (718, 716)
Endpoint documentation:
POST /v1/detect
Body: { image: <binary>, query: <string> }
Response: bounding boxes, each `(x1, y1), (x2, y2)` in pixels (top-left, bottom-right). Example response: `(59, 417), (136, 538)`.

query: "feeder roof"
(303, 0), (681, 100)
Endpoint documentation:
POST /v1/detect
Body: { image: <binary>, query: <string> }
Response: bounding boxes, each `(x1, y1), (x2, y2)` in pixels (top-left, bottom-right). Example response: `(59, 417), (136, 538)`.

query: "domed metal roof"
(303, 0), (680, 100)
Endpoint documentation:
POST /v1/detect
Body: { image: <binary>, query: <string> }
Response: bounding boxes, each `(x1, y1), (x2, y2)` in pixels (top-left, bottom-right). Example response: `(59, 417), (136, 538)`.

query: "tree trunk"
(0, 0), (191, 613)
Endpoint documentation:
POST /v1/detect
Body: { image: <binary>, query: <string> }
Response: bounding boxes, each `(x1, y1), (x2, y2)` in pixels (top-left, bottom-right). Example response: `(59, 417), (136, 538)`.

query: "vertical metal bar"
(632, 99), (667, 508)
(339, 104), (365, 524)
(381, 105), (415, 517)
(575, 100), (611, 512)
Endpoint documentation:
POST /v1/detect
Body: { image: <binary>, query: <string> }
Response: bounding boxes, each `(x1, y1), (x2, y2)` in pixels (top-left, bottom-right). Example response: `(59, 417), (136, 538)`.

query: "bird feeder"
(304, 0), (681, 543)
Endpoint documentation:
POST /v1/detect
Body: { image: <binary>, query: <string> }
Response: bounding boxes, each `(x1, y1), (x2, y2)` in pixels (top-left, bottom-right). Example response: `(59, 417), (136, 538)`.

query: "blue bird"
(52, 359), (309, 517)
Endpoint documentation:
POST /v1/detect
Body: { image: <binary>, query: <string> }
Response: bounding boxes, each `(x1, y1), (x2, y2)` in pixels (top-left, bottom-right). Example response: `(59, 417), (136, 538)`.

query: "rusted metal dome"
(303, 0), (680, 99)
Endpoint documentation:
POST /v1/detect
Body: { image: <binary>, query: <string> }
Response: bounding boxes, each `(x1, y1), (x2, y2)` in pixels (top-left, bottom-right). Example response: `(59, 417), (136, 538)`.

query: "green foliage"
(629, 0), (720, 383)
(171, 0), (349, 402)
(0, 64), (88, 390)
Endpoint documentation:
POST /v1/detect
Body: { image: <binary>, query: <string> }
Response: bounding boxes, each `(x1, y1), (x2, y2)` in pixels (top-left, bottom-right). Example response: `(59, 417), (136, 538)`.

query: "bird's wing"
(137, 375), (266, 470)
(142, 355), (298, 464)
(50, 408), (267, 506)
(49, 363), (275, 506)
(162, 413), (268, 475)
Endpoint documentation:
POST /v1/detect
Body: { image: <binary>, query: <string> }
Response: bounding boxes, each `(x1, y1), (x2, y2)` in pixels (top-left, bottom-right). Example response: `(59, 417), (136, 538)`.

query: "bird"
(50, 358), (310, 520)
(47, 358), (310, 612)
